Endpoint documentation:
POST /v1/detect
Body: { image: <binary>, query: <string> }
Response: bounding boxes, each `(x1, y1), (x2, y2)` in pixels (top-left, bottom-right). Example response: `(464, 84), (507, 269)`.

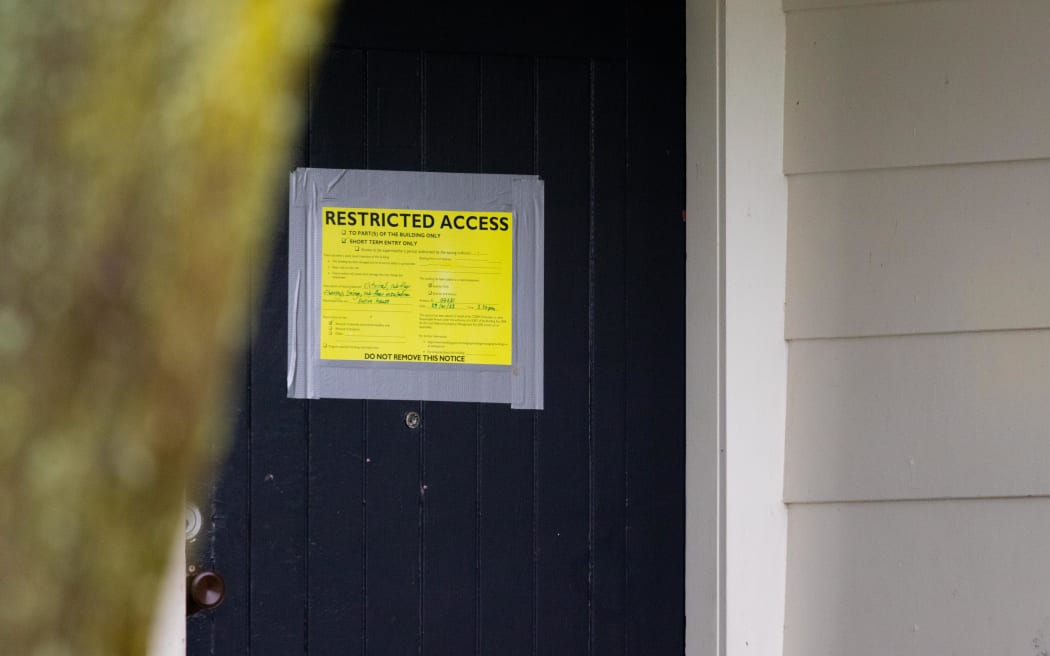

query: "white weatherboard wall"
(783, 0), (1050, 654)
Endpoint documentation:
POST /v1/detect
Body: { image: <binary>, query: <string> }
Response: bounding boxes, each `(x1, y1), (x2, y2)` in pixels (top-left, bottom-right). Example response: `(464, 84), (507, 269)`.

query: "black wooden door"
(188, 0), (684, 653)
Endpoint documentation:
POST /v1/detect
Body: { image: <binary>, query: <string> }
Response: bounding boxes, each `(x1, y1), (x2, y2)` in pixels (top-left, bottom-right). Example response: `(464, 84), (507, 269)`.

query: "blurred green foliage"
(0, 2), (333, 653)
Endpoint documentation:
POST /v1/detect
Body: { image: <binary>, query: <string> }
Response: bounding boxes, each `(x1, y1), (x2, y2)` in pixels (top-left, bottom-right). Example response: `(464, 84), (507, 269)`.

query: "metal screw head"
(404, 411), (421, 429)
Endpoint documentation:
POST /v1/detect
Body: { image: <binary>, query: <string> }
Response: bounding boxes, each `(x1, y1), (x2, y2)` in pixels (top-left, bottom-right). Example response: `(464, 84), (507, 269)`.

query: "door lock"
(186, 570), (226, 616)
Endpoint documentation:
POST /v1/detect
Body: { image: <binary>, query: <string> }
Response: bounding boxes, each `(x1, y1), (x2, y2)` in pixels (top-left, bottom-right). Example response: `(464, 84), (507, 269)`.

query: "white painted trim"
(686, 0), (726, 653)
(688, 1), (789, 654)
(724, 1), (788, 655)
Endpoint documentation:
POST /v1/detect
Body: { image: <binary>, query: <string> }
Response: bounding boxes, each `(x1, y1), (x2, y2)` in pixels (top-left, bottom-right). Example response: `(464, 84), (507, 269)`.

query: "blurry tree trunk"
(0, 2), (333, 653)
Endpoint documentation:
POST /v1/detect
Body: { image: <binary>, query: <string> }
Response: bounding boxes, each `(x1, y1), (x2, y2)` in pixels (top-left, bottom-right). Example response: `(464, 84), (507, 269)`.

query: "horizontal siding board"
(784, 0), (1050, 173)
(786, 160), (1050, 339)
(785, 498), (1050, 656)
(786, 331), (1050, 503)
(784, 0), (942, 11)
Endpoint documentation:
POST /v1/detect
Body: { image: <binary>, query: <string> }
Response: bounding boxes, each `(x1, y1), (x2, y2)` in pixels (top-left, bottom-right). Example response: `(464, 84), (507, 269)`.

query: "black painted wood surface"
(187, 0), (684, 652)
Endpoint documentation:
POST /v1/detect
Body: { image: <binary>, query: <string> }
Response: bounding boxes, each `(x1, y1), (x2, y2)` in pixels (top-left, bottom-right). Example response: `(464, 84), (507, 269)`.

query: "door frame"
(686, 1), (788, 655)
(684, 0), (725, 652)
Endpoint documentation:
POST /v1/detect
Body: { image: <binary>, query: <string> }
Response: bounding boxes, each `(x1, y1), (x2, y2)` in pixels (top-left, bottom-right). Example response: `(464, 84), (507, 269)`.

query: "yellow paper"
(320, 207), (513, 365)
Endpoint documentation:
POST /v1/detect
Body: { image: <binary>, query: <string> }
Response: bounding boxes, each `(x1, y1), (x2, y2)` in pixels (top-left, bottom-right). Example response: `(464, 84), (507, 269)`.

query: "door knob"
(186, 571), (226, 615)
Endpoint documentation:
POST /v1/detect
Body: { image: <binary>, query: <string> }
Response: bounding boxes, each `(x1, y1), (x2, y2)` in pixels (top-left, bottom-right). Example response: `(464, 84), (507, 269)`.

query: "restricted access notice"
(320, 207), (513, 365)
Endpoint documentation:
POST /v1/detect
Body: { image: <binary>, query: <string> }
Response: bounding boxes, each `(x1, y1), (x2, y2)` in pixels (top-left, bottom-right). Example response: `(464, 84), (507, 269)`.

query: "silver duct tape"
(287, 168), (544, 410)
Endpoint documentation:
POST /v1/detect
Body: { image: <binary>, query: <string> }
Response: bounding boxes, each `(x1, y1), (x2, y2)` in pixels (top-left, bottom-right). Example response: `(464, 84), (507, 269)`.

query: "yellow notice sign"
(320, 207), (513, 365)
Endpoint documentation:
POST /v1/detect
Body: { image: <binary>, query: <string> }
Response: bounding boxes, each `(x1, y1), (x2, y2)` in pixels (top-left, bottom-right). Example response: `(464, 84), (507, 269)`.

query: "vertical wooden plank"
(625, 0), (687, 651)
(364, 49), (423, 656)
(420, 52), (481, 656)
(534, 57), (591, 655)
(590, 58), (628, 656)
(306, 401), (366, 650)
(305, 46), (368, 656)
(249, 137), (309, 653)
(477, 55), (536, 656)
(423, 53), (480, 174)
(420, 403), (478, 655)
(212, 365), (253, 655)
(364, 401), (422, 656)
(367, 51), (422, 173)
(310, 48), (366, 169)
